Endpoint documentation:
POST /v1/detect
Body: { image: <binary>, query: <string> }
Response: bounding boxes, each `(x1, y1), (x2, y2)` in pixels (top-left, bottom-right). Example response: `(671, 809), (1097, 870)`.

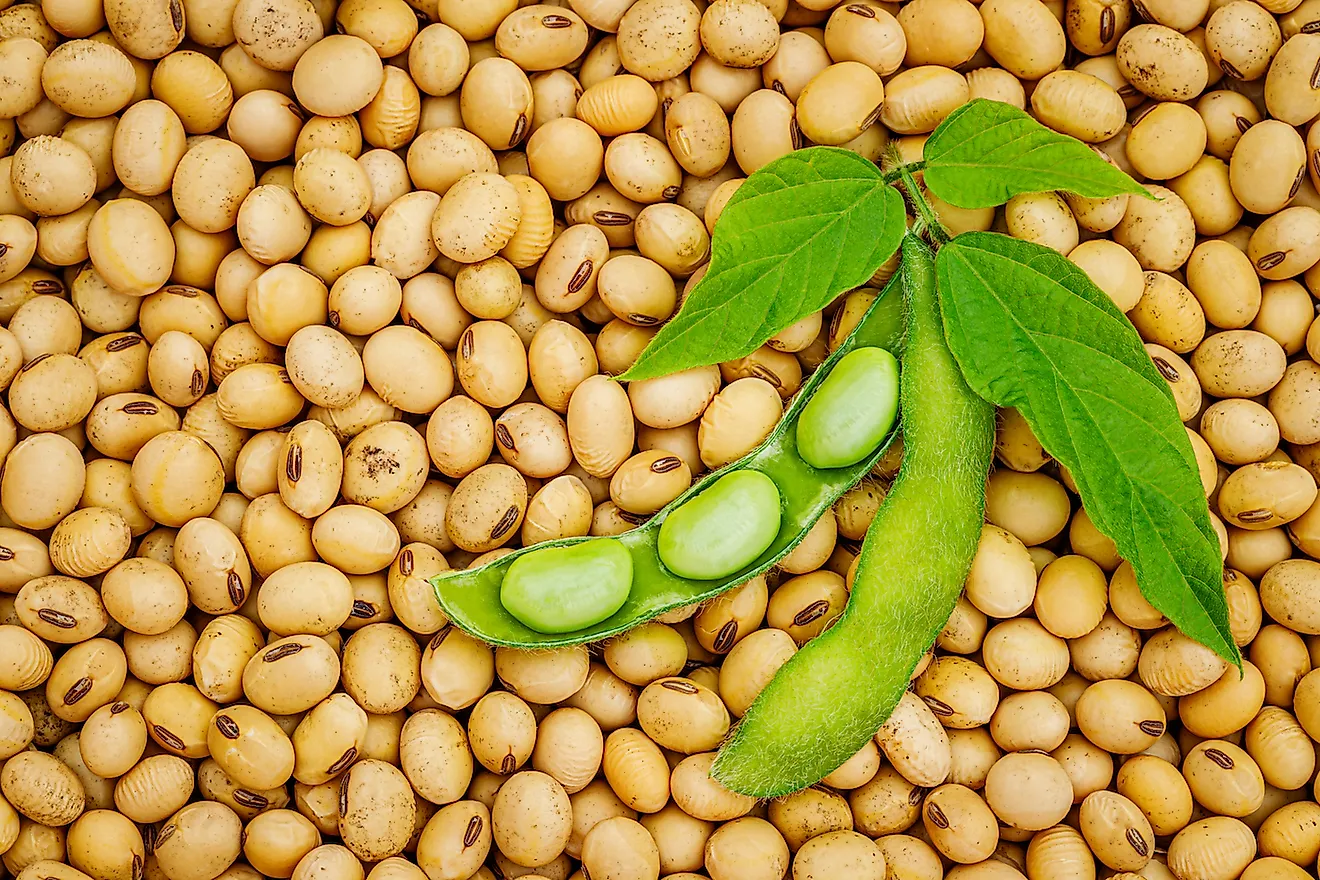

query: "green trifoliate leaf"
(923, 99), (1150, 209)
(619, 147), (904, 382)
(935, 232), (1240, 667)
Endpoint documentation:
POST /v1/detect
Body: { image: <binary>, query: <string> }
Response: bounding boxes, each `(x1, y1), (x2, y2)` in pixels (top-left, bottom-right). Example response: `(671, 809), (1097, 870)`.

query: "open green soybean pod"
(430, 282), (905, 648)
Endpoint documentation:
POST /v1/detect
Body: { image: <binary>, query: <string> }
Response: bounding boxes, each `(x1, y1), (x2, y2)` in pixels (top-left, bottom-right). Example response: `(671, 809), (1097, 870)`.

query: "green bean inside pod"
(657, 470), (784, 581)
(499, 539), (633, 634)
(432, 283), (905, 648)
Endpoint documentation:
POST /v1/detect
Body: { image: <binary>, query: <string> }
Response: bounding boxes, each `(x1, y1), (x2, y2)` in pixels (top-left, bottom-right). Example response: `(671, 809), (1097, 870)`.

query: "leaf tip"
(1222, 639), (1245, 673)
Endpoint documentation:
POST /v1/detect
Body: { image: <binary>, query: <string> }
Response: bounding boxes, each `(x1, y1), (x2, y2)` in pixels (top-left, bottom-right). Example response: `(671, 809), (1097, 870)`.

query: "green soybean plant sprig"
(618, 98), (1243, 798)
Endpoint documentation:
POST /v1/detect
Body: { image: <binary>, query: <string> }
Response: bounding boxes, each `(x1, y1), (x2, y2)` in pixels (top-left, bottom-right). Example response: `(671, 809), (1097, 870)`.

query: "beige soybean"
(445, 463), (527, 553)
(454, 321), (527, 410)
(1034, 555), (1108, 638)
(1183, 740), (1265, 818)
(1, 433), (86, 530)
(535, 224), (608, 314)
(491, 771), (572, 868)
(1079, 790), (1154, 871)
(981, 0), (1066, 80)
(191, 614), (263, 705)
(1255, 280), (1315, 355)
(1265, 32), (1320, 125)
(629, 365), (721, 430)
(988, 691), (1068, 754)
(1180, 661), (1266, 738)
(171, 139), (255, 234)
(601, 727), (670, 814)
(0, 39), (47, 119)
(576, 75), (658, 138)
(965, 524), (1036, 618)
(431, 173), (523, 265)
(529, 707), (602, 796)
(1031, 70), (1126, 144)
(371, 192), (441, 280)
(1245, 706), (1315, 791)
(85, 199), (174, 297)
(243, 809), (321, 877)
(616, 0), (701, 82)
(414, 801), (490, 880)
(146, 330), (208, 408)
(874, 690), (952, 789)
(399, 708), (472, 805)
(527, 320), (597, 415)
(291, 693), (367, 785)
(340, 624), (420, 713)
(1219, 463), (1317, 530)
(637, 678), (730, 754)
(526, 119), (604, 203)
(493, 403), (571, 480)
(175, 516), (253, 614)
(207, 704), (294, 791)
(1230, 121), (1306, 216)
(921, 784), (997, 864)
(1168, 817), (1257, 880)
(282, 326), (362, 410)
(257, 561), (352, 637)
(468, 691), (536, 776)
(609, 449), (691, 515)
(339, 421), (427, 515)
(242, 635), (339, 715)
(1249, 208), (1320, 281)
(8, 354), (96, 434)
(1, 751), (85, 826)
(568, 375), (635, 478)
(670, 752), (755, 823)
(881, 66), (969, 136)
(15, 574), (107, 643)
(459, 57), (533, 152)
(796, 62), (885, 146)
(425, 399), (492, 483)
(311, 505), (399, 575)
(765, 569), (847, 645)
(1140, 627), (1231, 696)
(421, 627), (495, 711)
(291, 36), (382, 118)
(664, 92), (730, 178)
(327, 266), (400, 337)
(634, 203), (710, 277)
(113, 754), (193, 823)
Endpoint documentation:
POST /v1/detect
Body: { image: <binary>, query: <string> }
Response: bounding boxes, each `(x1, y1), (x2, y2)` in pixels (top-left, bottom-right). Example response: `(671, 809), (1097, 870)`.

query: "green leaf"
(618, 147), (905, 382)
(923, 99), (1150, 209)
(935, 232), (1240, 666)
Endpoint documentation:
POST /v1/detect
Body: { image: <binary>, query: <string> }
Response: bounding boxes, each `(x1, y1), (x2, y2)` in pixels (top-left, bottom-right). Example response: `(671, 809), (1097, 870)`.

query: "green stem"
(897, 164), (949, 247)
(882, 160), (924, 184)
(710, 235), (995, 797)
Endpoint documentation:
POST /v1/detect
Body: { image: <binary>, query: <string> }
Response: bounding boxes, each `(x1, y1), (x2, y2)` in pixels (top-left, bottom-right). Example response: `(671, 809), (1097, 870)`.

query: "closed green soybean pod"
(712, 235), (996, 796)
(431, 276), (905, 648)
